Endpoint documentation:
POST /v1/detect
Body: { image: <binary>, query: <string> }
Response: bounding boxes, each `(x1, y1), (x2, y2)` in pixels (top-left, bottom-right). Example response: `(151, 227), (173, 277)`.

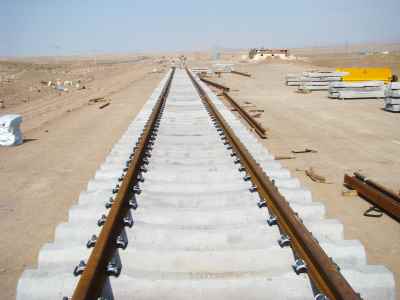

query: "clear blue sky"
(1, 0), (400, 57)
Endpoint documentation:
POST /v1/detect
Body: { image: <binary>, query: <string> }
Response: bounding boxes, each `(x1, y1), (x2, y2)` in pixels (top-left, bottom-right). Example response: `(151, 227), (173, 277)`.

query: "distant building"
(248, 48), (289, 59)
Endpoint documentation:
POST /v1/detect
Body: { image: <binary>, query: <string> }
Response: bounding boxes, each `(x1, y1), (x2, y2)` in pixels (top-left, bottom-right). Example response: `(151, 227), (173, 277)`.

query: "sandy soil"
(1, 50), (399, 299)
(0, 58), (165, 299)
(217, 61), (400, 298)
(304, 52), (400, 78)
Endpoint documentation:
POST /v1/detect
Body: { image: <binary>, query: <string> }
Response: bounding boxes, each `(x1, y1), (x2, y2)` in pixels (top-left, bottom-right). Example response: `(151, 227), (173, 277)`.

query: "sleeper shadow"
(23, 138), (39, 143)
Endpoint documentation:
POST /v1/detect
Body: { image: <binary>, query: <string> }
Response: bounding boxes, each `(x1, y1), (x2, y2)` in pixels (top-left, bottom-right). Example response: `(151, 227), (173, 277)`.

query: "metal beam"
(344, 173), (400, 222)
(231, 70), (251, 77)
(199, 76), (230, 92)
(220, 91), (267, 139)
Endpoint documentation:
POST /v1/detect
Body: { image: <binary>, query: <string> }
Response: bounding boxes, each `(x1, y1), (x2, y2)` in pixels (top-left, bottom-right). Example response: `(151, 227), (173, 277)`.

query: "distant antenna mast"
(52, 44), (61, 64)
(212, 45), (220, 61)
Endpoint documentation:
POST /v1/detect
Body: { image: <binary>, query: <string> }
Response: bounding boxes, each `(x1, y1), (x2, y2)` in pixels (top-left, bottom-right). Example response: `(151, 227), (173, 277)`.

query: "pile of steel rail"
(198, 76), (266, 139)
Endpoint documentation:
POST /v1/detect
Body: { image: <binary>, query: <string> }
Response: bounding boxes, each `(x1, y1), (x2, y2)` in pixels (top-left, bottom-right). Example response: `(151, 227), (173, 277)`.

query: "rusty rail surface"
(71, 68), (175, 300)
(231, 70), (251, 77)
(221, 91), (267, 139)
(187, 68), (360, 300)
(199, 76), (230, 92)
(344, 173), (400, 222)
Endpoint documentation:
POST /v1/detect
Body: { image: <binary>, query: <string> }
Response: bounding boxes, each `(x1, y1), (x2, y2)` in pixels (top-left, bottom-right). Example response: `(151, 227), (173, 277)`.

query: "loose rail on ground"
(344, 172), (400, 222)
(231, 70), (251, 77)
(220, 91), (267, 139)
(199, 76), (230, 92)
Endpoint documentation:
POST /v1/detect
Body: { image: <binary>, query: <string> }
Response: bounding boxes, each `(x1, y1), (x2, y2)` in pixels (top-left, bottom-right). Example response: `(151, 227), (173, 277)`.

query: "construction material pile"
(384, 82), (400, 112)
(286, 71), (347, 91)
(328, 81), (385, 100)
(213, 63), (235, 73)
(191, 68), (212, 77)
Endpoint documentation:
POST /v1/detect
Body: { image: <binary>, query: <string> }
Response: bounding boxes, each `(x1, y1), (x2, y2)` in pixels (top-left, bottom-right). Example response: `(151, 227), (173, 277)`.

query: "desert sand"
(0, 56), (166, 299)
(0, 48), (399, 299)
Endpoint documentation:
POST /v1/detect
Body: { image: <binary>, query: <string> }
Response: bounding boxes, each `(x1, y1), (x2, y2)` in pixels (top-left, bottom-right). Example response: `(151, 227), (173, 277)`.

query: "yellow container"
(336, 67), (392, 83)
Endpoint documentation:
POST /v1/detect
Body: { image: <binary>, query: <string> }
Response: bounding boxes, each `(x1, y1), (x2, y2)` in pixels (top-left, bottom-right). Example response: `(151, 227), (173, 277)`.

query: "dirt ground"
(0, 58), (165, 299)
(217, 61), (400, 298)
(0, 50), (399, 299)
(292, 43), (400, 76)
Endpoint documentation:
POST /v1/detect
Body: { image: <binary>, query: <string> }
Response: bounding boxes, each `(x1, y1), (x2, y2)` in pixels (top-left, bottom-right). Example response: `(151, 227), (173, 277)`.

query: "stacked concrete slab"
(328, 81), (386, 99)
(286, 71), (346, 91)
(384, 82), (400, 112)
(17, 69), (395, 300)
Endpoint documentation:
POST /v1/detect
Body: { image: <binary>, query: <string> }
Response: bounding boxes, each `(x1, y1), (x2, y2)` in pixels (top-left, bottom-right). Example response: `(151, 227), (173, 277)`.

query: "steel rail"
(231, 70), (251, 77)
(220, 91), (267, 139)
(71, 68), (175, 300)
(199, 76), (230, 92)
(187, 68), (360, 300)
(344, 173), (400, 222)
(354, 172), (400, 203)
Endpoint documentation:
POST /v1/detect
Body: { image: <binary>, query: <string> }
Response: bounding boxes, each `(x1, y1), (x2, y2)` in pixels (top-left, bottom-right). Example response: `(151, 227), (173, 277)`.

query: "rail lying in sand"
(219, 91), (267, 139)
(17, 68), (395, 300)
(199, 76), (230, 92)
(344, 172), (400, 222)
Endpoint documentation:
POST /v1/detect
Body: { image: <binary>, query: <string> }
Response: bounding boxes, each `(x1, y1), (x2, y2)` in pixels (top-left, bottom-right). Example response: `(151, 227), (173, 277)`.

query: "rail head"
(187, 68), (360, 300)
(71, 68), (175, 300)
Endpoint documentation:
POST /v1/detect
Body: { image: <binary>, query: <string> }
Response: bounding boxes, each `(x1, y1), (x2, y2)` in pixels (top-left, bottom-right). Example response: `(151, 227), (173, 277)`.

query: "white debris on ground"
(41, 79), (85, 92)
(191, 68), (210, 74)
(0, 114), (23, 146)
(328, 81), (386, 99)
(384, 82), (400, 112)
(213, 63), (235, 73)
(151, 68), (165, 74)
(191, 64), (235, 76)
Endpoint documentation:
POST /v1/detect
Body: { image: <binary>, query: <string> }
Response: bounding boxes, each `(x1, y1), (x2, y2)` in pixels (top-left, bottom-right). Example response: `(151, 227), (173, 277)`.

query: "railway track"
(17, 68), (395, 299)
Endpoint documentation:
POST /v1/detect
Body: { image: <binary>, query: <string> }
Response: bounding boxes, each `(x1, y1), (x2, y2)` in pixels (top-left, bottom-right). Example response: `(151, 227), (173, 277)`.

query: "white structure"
(0, 114), (23, 146)
(213, 63), (235, 73)
(384, 82), (400, 112)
